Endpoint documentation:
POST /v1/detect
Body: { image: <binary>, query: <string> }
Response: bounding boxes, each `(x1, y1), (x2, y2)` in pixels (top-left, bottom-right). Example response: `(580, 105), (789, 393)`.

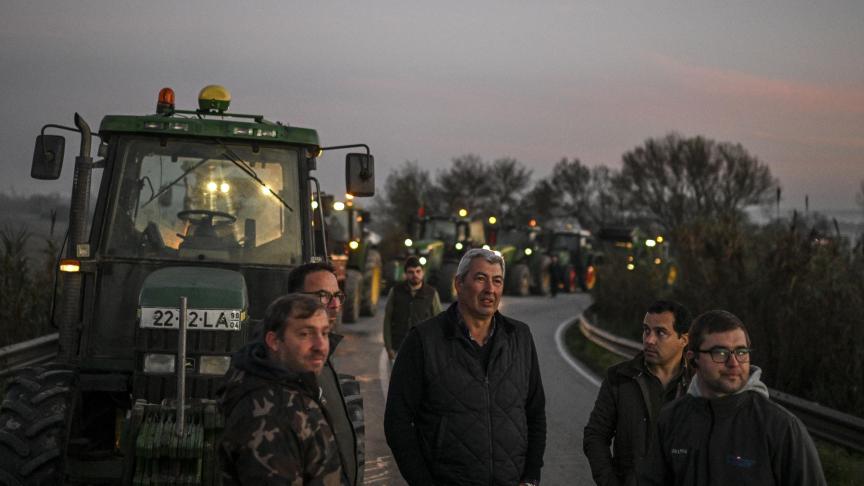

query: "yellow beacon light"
(458, 208), (468, 218)
(198, 85), (231, 113)
(60, 259), (81, 273)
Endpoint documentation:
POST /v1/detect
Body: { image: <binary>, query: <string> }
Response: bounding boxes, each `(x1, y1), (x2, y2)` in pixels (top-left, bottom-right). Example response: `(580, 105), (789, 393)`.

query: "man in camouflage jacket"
(219, 294), (346, 485)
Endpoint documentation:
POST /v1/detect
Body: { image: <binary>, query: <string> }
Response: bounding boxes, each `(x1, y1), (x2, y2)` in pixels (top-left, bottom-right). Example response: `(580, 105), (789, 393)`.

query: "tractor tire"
(0, 365), (77, 486)
(338, 374), (365, 486)
(436, 263), (458, 302)
(531, 256), (551, 296)
(508, 264), (531, 296)
(342, 269), (364, 324)
(361, 250), (382, 317)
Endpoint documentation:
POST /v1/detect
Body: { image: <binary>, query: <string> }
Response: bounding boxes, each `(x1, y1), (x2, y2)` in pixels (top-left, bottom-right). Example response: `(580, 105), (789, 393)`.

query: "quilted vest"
(412, 304), (533, 485)
(389, 282), (438, 351)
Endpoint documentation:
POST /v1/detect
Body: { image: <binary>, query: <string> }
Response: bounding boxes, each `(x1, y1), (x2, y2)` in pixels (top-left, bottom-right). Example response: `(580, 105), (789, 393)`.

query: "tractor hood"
(139, 266), (248, 310)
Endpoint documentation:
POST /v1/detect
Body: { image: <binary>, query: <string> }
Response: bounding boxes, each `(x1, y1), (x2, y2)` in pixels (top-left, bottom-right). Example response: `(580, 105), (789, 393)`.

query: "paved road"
(333, 292), (599, 485)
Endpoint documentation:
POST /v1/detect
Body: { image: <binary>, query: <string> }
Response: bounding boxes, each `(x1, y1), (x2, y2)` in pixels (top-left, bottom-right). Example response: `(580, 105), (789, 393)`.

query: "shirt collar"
(457, 311), (496, 346)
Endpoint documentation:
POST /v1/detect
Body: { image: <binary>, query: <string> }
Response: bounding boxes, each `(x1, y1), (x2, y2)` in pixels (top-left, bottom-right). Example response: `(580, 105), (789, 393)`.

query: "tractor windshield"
(422, 218), (457, 242)
(498, 229), (534, 247)
(104, 137), (302, 265)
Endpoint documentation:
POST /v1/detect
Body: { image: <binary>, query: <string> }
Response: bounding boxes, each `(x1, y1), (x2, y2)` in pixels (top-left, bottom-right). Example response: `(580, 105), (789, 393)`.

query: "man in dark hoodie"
(639, 310), (826, 485)
(583, 300), (691, 485)
(219, 294), (345, 485)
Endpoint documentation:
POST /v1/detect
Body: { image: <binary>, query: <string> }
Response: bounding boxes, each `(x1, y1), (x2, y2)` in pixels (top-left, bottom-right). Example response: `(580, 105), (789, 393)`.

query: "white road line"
(378, 347), (390, 400)
(554, 316), (601, 388)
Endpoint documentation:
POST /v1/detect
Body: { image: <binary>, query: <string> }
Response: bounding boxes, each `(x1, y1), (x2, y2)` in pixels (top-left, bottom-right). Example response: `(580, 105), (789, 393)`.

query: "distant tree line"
(372, 132), (864, 417)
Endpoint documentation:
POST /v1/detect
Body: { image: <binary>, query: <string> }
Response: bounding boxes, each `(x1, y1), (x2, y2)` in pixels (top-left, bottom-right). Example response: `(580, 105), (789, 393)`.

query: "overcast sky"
(1, 0), (862, 211)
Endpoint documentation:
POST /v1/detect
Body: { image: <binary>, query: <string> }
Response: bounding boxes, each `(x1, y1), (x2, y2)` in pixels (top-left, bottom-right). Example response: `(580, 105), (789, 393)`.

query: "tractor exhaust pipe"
(58, 113), (93, 363)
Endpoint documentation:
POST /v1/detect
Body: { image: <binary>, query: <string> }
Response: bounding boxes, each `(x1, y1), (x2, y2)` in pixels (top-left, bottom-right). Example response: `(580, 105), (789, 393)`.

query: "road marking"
(554, 316), (601, 388)
(378, 347), (390, 400)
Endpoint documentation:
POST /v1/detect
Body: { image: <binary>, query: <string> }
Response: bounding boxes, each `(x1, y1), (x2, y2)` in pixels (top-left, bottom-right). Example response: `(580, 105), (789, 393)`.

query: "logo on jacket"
(726, 454), (756, 468)
(670, 448), (688, 456)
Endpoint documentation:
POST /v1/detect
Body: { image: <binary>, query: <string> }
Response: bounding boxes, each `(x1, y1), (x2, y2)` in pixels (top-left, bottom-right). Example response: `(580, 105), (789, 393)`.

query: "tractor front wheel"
(0, 365), (77, 486)
(342, 269), (364, 323)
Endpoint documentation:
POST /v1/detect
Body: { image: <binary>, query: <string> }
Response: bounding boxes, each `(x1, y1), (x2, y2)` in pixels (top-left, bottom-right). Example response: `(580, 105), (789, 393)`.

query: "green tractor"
(315, 194), (383, 324)
(0, 86), (373, 485)
(596, 226), (678, 286)
(485, 219), (551, 296)
(541, 224), (600, 293)
(403, 211), (486, 301)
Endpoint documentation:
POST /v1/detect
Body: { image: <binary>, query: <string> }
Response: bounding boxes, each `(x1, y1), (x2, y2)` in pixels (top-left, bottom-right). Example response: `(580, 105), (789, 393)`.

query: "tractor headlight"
(524, 248), (533, 256)
(143, 353), (175, 373)
(419, 256), (428, 265)
(199, 356), (232, 375)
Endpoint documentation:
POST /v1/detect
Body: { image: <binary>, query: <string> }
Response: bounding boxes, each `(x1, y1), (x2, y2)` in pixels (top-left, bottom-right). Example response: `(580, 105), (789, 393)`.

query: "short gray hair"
(455, 248), (505, 282)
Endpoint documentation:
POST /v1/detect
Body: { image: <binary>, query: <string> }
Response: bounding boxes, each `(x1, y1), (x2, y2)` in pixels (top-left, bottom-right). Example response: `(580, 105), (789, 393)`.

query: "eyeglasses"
(697, 347), (752, 364)
(301, 290), (346, 305)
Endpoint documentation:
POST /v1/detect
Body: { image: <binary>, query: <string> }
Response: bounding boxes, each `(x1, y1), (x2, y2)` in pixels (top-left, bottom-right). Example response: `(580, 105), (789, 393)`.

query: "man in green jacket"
(382, 256), (442, 360)
(583, 300), (692, 486)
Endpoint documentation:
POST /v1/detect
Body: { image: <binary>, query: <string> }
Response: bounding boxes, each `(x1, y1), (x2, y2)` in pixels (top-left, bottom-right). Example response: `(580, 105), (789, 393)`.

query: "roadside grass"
(563, 318), (864, 486)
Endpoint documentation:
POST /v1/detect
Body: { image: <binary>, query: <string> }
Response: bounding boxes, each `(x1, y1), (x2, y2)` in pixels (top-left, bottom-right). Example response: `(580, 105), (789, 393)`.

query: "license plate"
(140, 307), (242, 331)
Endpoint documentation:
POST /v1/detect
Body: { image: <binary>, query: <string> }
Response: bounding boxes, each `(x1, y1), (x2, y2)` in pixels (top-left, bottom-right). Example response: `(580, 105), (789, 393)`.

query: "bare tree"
(434, 154), (493, 215)
(615, 133), (778, 232)
(486, 157), (532, 221)
(371, 161), (433, 255)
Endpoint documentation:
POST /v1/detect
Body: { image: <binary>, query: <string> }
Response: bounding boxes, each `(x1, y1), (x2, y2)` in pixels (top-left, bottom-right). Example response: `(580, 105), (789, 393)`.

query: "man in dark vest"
(382, 256), (442, 360)
(385, 248), (547, 486)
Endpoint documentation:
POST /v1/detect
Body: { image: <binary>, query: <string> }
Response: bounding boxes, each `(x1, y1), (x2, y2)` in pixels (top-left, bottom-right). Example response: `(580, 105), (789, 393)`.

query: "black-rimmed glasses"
(301, 290), (346, 305)
(697, 347), (752, 364)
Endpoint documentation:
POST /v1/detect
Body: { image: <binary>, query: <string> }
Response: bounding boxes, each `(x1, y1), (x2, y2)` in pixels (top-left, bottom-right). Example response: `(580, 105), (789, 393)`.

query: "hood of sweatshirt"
(218, 340), (321, 418)
(687, 365), (769, 399)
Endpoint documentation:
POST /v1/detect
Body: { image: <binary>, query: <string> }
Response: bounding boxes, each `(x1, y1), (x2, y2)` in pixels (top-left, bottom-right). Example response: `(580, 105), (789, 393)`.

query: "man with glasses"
(639, 310), (826, 485)
(583, 300), (691, 485)
(285, 262), (358, 486)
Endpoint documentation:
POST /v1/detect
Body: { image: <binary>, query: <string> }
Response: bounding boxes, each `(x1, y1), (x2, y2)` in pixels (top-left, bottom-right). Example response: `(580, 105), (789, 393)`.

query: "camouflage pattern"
(219, 342), (346, 485)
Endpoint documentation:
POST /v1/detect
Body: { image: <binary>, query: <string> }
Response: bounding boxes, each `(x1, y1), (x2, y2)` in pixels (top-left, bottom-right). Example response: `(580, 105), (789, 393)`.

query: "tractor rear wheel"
(361, 250), (382, 317)
(0, 365), (77, 486)
(436, 263), (458, 302)
(508, 264), (531, 296)
(338, 374), (365, 486)
(342, 269), (364, 323)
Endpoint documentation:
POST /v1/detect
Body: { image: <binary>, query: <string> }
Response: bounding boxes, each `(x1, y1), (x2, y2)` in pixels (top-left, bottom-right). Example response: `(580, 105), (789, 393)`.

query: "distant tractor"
(316, 194), (383, 323)
(0, 86), (373, 485)
(597, 226), (678, 286)
(485, 219), (551, 296)
(403, 210), (486, 301)
(541, 224), (600, 293)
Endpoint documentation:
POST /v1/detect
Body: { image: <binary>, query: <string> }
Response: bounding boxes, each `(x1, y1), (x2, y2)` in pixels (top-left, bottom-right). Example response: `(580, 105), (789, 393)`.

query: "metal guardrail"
(0, 333), (59, 377)
(577, 315), (864, 454)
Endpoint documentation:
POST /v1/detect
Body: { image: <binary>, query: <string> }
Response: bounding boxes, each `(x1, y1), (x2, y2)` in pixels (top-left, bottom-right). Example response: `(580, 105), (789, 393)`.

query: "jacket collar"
(441, 302), (514, 341)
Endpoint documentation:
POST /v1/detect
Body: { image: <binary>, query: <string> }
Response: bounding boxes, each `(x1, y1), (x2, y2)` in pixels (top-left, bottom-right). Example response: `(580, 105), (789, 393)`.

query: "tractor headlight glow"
(645, 239), (657, 247)
(419, 256), (427, 265)
(524, 248), (533, 256)
(455, 242), (464, 250)
(482, 245), (491, 250)
(143, 353), (176, 373)
(349, 240), (360, 250)
(404, 238), (413, 247)
(199, 356), (232, 375)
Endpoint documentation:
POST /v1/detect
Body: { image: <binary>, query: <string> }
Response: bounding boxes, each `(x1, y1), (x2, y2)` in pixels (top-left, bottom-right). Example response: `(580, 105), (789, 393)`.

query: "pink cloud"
(651, 53), (864, 116)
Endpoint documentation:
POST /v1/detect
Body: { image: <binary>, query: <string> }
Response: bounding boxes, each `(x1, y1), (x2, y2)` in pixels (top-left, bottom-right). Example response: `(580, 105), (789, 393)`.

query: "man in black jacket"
(382, 256), (442, 359)
(639, 310), (826, 485)
(384, 248), (546, 486)
(583, 300), (691, 486)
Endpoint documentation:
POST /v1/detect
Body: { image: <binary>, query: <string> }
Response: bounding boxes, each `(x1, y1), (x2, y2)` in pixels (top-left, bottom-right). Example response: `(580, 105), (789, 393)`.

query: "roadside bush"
(0, 226), (57, 347)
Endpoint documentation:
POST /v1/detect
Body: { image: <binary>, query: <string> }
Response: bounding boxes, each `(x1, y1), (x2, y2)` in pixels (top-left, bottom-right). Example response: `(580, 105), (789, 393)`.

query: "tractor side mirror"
(346, 153), (374, 197)
(32, 135), (65, 180)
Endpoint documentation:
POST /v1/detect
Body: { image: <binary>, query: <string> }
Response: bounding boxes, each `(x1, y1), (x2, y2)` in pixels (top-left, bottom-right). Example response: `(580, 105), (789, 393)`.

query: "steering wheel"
(177, 209), (237, 225)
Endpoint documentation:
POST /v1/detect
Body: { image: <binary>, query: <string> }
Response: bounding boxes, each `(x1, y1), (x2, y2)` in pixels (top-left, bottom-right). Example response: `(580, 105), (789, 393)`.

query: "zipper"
(485, 374), (493, 485)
